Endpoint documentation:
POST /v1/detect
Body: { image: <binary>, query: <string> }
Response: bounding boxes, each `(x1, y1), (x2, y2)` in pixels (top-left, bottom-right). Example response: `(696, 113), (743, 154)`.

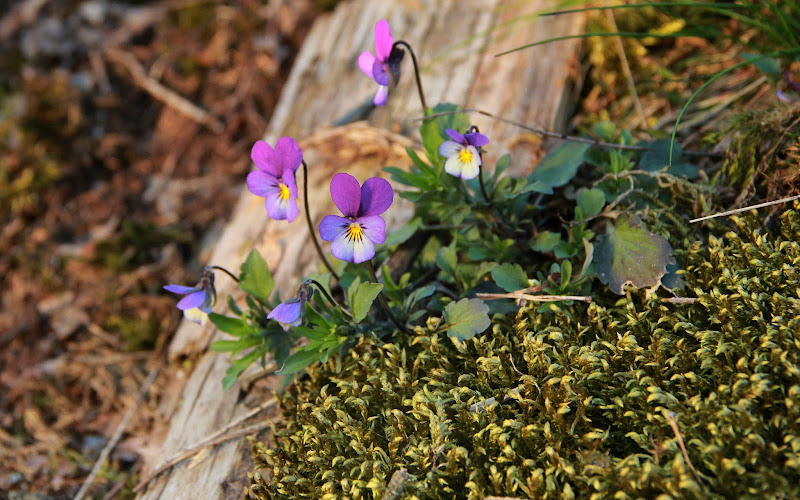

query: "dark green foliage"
(249, 208), (800, 499)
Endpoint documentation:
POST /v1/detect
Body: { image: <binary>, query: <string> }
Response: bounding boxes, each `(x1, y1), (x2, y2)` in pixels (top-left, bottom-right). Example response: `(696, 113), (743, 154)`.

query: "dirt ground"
(0, 0), (326, 497)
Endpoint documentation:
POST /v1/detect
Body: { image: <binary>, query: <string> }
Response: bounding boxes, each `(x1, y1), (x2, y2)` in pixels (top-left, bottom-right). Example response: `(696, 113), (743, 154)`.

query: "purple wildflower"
(247, 137), (303, 222)
(438, 128), (489, 180)
(164, 267), (216, 325)
(268, 282), (314, 331)
(319, 173), (393, 264)
(358, 20), (403, 106)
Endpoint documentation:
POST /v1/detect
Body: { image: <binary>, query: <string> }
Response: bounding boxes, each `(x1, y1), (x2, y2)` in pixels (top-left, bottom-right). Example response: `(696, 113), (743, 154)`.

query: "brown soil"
(0, 0), (326, 497)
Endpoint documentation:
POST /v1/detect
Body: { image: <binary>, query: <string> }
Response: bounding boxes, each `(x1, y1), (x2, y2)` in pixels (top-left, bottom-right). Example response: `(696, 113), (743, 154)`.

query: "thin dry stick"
(476, 292), (592, 303)
(414, 108), (720, 159)
(660, 297), (697, 305)
(666, 412), (707, 494)
(606, 10), (647, 128)
(689, 195), (800, 223)
(133, 398), (277, 492)
(74, 365), (160, 500)
(106, 48), (224, 133)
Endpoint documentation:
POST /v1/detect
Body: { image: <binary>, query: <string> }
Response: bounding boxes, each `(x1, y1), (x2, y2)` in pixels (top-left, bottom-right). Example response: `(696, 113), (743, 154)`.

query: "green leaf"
(420, 103), (470, 164)
(593, 121), (616, 141)
(442, 298), (491, 340)
(594, 213), (676, 294)
(226, 296), (242, 316)
(576, 188), (605, 219)
(276, 348), (321, 376)
(210, 336), (260, 353)
(528, 142), (589, 193)
(351, 282), (384, 323)
(208, 313), (249, 337)
(531, 231), (561, 252)
(742, 52), (781, 78)
(436, 246), (458, 278)
(239, 250), (274, 303)
(383, 219), (420, 247)
(492, 263), (528, 292)
(638, 139), (682, 171)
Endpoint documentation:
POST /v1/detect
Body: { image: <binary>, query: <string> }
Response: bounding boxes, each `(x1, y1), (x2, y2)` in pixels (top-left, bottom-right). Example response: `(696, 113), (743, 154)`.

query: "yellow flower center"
(278, 183), (291, 201)
(458, 147), (474, 164)
(346, 223), (364, 242)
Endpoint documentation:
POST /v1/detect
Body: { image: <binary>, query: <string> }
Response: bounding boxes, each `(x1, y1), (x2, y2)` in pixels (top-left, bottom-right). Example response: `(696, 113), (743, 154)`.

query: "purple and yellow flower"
(164, 267), (216, 325)
(247, 137), (303, 222)
(268, 282), (314, 331)
(358, 20), (403, 106)
(319, 173), (393, 264)
(438, 128), (489, 180)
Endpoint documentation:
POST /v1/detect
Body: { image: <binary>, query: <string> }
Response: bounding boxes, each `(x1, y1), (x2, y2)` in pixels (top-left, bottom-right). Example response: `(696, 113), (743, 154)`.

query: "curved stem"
(366, 260), (408, 334)
(210, 265), (239, 282)
(393, 40), (427, 113)
(302, 161), (339, 281)
(306, 279), (337, 308)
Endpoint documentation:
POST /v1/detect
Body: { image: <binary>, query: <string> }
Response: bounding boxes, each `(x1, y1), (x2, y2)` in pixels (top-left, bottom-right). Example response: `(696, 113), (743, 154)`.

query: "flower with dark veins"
(164, 267), (216, 325)
(319, 173), (394, 264)
(439, 128), (489, 180)
(247, 137), (303, 222)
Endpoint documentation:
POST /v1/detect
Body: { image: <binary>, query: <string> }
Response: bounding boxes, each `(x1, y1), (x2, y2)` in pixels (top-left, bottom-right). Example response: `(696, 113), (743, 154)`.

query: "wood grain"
(137, 0), (585, 498)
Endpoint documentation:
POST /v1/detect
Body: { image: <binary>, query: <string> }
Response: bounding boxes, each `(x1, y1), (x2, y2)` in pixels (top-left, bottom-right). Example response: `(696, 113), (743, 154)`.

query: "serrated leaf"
(492, 263), (528, 292)
(239, 250), (274, 303)
(594, 213), (676, 294)
(577, 188), (605, 219)
(208, 313), (249, 337)
(638, 139), (682, 171)
(442, 298), (491, 340)
(528, 142), (589, 193)
(531, 231), (561, 252)
(351, 282), (384, 323)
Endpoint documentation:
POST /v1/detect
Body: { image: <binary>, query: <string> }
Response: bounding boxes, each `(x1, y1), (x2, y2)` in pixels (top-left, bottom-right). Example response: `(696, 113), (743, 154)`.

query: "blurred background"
(0, 0), (330, 496)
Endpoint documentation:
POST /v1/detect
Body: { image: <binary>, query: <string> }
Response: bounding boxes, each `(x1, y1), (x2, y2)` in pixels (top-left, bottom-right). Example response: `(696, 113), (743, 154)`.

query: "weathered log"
(137, 1), (585, 498)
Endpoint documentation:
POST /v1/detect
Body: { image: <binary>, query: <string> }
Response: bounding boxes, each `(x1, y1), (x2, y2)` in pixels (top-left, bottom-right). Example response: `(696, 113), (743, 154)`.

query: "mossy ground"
(248, 202), (800, 498)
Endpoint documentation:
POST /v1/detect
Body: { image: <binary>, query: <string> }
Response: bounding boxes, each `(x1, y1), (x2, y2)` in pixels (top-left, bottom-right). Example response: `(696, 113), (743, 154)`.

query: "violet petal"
(330, 172), (361, 217)
(358, 177), (393, 217)
(358, 215), (387, 245)
(445, 129), (466, 144)
(319, 214), (350, 241)
(177, 290), (206, 310)
(164, 284), (198, 294)
(358, 51), (376, 78)
(247, 170), (279, 197)
(374, 85), (389, 106)
(374, 20), (393, 62)
(251, 141), (278, 176)
(275, 136), (303, 173)
(465, 132), (489, 147)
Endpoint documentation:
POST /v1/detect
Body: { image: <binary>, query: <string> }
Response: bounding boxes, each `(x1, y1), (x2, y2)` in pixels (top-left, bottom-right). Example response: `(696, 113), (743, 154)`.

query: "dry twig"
(106, 48), (224, 133)
(666, 412), (707, 494)
(74, 364), (160, 500)
(476, 292), (592, 303)
(690, 195), (800, 223)
(133, 398), (277, 492)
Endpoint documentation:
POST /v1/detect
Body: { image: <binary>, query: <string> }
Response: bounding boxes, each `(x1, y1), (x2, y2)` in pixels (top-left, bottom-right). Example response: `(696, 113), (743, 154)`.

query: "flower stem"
(393, 40), (427, 114)
(302, 160), (339, 281)
(210, 265), (239, 282)
(366, 260), (407, 334)
(306, 279), (337, 308)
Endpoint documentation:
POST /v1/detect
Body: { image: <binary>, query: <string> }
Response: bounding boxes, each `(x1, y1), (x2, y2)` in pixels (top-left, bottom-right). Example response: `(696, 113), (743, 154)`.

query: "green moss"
(249, 207), (800, 499)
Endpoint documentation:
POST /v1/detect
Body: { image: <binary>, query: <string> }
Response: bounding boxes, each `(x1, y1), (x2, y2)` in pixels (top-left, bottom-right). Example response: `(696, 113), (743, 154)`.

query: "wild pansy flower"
(358, 20), (404, 106)
(439, 128), (489, 180)
(319, 173), (393, 264)
(268, 282), (314, 331)
(247, 137), (303, 222)
(164, 267), (216, 325)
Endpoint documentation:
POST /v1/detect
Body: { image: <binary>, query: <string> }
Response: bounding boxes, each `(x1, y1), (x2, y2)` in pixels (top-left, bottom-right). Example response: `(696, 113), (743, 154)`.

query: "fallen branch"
(689, 194), (800, 223)
(476, 292), (592, 303)
(74, 364), (160, 500)
(133, 398), (277, 492)
(106, 47), (224, 133)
